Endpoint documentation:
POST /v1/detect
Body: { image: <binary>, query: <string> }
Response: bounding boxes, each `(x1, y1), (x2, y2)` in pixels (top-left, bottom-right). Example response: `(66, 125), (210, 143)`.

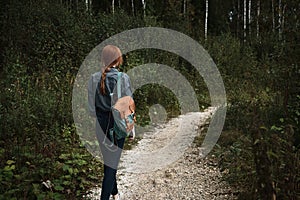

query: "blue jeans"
(96, 111), (125, 200)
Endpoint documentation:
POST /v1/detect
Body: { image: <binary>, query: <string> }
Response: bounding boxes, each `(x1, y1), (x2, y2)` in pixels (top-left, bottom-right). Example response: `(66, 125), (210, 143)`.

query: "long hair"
(100, 45), (123, 95)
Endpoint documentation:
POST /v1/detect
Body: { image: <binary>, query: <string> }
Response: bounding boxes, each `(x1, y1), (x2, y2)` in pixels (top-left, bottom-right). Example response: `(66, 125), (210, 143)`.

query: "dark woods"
(0, 0), (299, 199)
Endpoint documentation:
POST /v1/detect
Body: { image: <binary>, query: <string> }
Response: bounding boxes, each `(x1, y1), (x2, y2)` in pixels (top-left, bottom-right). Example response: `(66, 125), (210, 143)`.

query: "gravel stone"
(86, 107), (237, 200)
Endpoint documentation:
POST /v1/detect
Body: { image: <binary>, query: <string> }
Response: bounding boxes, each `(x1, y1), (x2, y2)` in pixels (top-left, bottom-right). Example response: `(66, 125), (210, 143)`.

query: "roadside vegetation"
(1, 0), (299, 199)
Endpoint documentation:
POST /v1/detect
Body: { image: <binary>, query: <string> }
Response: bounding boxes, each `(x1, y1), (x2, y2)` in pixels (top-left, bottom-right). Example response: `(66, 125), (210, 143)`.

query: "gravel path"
(87, 107), (237, 200)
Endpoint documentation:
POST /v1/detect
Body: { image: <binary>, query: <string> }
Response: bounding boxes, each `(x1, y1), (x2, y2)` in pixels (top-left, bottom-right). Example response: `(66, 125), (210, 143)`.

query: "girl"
(88, 45), (132, 200)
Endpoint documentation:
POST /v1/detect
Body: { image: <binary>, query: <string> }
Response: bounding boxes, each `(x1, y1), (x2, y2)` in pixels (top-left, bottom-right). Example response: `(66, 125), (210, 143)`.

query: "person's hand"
(128, 126), (135, 140)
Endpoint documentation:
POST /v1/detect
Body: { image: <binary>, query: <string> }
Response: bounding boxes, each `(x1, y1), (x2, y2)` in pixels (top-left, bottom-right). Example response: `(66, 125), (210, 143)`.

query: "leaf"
(267, 150), (279, 159)
(74, 159), (87, 166)
(67, 167), (73, 175)
(32, 183), (41, 197)
(63, 175), (71, 180)
(36, 194), (46, 200)
(6, 160), (15, 165)
(53, 192), (64, 200)
(271, 125), (282, 131)
(54, 185), (64, 191)
(4, 165), (15, 171)
(59, 153), (70, 160)
(63, 180), (71, 186)
(14, 174), (21, 180)
(259, 126), (268, 131)
(73, 168), (79, 175)
(62, 164), (70, 172)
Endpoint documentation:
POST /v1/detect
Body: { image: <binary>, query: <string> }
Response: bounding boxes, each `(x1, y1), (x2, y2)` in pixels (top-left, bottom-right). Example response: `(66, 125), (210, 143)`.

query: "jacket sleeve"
(88, 74), (97, 117)
(122, 73), (133, 98)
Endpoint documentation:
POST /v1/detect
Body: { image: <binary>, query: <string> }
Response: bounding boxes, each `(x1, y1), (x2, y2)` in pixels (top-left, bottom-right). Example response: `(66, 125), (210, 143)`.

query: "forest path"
(88, 107), (237, 199)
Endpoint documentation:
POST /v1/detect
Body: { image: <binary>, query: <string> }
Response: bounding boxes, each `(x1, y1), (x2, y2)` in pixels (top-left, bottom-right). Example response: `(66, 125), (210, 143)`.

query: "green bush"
(205, 33), (300, 199)
(0, 1), (151, 198)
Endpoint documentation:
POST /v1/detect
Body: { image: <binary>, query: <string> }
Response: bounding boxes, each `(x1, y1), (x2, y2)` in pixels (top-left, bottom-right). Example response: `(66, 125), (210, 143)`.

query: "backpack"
(111, 72), (136, 140)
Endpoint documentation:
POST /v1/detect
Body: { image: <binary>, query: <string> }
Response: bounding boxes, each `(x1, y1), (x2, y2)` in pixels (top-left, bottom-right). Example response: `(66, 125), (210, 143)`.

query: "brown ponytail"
(99, 45), (123, 95)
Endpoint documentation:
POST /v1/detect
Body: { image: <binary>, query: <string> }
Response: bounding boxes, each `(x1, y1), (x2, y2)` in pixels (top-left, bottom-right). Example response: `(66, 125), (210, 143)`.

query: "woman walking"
(88, 45), (133, 200)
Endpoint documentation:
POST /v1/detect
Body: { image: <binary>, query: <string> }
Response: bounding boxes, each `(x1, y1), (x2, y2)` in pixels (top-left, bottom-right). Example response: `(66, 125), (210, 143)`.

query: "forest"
(0, 0), (299, 199)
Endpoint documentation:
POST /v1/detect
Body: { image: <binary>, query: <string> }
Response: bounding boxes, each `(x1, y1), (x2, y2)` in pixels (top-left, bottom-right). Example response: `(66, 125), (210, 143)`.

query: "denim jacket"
(88, 68), (132, 117)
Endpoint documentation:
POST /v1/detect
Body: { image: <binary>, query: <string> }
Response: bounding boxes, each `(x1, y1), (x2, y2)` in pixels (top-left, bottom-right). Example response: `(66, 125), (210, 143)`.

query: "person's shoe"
(112, 193), (121, 200)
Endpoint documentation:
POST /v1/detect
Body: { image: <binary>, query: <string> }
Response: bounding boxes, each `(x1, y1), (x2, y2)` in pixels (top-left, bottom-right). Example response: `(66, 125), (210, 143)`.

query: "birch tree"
(272, 0), (275, 32)
(141, 0), (146, 17)
(131, 0), (135, 16)
(243, 0), (247, 41)
(183, 0), (187, 15)
(278, 0), (282, 39)
(256, 0), (260, 38)
(278, 0), (286, 41)
(205, 0), (209, 40)
(248, 0), (251, 36)
(237, 0), (241, 38)
(85, 0), (91, 13)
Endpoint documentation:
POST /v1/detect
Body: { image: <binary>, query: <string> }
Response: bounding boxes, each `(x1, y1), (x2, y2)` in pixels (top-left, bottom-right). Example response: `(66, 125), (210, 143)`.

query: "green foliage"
(1, 0), (299, 199)
(0, 125), (102, 199)
(0, 0), (150, 199)
(204, 32), (300, 199)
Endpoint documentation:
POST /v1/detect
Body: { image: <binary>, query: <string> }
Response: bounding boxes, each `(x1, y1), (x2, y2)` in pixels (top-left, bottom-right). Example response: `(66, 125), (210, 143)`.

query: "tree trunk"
(278, 0), (282, 40)
(85, 0), (89, 12)
(248, 0), (251, 36)
(256, 0), (260, 38)
(237, 0), (241, 38)
(141, 0), (146, 17)
(243, 0), (247, 41)
(131, 0), (135, 16)
(278, 1), (287, 42)
(281, 4), (287, 42)
(272, 0), (275, 32)
(112, 0), (115, 14)
(183, 0), (187, 15)
(205, 0), (208, 40)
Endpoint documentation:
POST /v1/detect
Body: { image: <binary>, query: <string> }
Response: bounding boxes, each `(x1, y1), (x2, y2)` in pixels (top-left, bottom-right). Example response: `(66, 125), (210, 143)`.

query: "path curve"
(87, 107), (237, 199)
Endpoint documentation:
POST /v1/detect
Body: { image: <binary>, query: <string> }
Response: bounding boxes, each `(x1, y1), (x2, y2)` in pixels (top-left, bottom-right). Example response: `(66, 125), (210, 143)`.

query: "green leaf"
(259, 126), (268, 131)
(54, 185), (64, 191)
(68, 167), (74, 175)
(271, 125), (282, 131)
(14, 174), (21, 180)
(4, 165), (15, 171)
(0, 148), (5, 156)
(62, 180), (71, 186)
(254, 139), (260, 145)
(267, 150), (279, 159)
(59, 153), (70, 160)
(6, 160), (15, 165)
(62, 164), (70, 171)
(53, 192), (64, 200)
(32, 183), (41, 197)
(73, 168), (79, 175)
(63, 175), (72, 179)
(36, 194), (46, 200)
(3, 170), (13, 179)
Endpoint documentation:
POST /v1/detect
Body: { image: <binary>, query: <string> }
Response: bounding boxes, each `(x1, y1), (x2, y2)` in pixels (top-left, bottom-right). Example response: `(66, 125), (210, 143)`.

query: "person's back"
(88, 45), (131, 200)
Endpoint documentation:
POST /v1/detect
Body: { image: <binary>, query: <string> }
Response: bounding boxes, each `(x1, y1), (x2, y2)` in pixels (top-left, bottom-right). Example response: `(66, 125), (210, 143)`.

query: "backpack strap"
(105, 77), (113, 97)
(105, 71), (122, 97)
(117, 72), (122, 99)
